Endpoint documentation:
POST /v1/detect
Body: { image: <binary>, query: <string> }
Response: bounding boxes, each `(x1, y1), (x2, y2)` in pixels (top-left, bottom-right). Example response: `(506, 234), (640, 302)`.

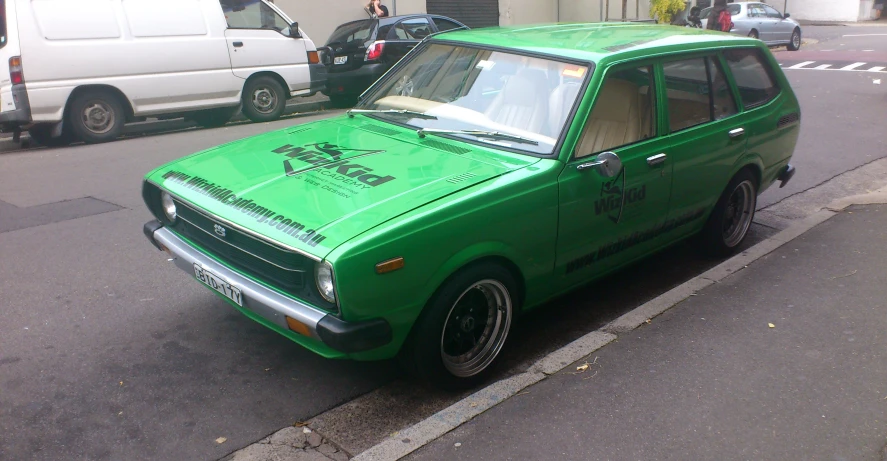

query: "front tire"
(401, 263), (518, 390)
(241, 76), (287, 123)
(700, 169), (758, 258)
(67, 91), (126, 144)
(787, 28), (802, 51)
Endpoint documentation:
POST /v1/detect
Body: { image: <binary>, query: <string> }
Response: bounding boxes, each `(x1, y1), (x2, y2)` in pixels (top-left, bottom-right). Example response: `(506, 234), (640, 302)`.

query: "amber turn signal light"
(375, 257), (404, 274)
(286, 316), (312, 337)
(307, 51), (319, 64)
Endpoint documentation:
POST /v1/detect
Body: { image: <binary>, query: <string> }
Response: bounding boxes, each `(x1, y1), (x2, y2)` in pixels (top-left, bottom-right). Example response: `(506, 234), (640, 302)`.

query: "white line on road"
(813, 64), (832, 70)
(839, 62), (868, 71)
(842, 34), (887, 37)
(787, 61), (815, 69)
(869, 66), (886, 72)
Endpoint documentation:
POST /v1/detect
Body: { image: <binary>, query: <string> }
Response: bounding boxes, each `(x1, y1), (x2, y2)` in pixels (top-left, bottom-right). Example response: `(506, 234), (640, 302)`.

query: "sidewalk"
(406, 205), (887, 460)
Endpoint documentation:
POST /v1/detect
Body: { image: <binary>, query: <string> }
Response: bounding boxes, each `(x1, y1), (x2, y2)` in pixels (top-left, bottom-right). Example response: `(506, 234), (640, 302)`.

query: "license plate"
(334, 56), (348, 65)
(194, 264), (243, 306)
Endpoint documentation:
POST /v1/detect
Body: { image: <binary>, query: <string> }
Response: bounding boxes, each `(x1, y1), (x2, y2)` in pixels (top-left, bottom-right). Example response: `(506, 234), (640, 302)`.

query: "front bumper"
(143, 220), (392, 354)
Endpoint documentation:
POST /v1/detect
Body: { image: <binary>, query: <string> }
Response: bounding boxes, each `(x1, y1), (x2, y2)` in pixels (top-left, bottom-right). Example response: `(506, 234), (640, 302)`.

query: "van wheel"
(242, 77), (287, 123)
(787, 28), (802, 51)
(400, 262), (517, 390)
(190, 107), (238, 128)
(67, 91), (125, 144)
(28, 124), (74, 148)
(700, 169), (758, 258)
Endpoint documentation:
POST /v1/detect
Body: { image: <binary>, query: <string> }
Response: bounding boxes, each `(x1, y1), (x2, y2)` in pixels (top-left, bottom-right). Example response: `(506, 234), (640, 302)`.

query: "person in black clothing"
(706, 0), (728, 31)
(366, 0), (389, 18)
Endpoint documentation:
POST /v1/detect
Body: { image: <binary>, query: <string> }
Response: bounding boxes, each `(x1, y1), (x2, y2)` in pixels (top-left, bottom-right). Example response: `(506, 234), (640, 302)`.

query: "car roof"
(432, 22), (759, 63)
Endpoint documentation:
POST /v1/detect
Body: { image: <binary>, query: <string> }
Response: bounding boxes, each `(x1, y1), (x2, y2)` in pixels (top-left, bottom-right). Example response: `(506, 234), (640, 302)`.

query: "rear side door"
(384, 17), (432, 65)
(556, 63), (675, 284)
(657, 53), (746, 236)
(220, 0), (310, 92)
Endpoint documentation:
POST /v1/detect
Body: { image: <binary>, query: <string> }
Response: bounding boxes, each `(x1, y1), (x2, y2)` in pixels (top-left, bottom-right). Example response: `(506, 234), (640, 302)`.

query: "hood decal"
(273, 142), (396, 190)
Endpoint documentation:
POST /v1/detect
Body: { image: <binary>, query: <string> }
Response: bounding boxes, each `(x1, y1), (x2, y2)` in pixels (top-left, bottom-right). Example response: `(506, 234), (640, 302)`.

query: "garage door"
(427, 0), (499, 29)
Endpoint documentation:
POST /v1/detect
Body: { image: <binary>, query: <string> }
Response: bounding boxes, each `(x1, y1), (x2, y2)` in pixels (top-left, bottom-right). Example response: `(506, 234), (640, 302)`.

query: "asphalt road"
(1, 26), (885, 461)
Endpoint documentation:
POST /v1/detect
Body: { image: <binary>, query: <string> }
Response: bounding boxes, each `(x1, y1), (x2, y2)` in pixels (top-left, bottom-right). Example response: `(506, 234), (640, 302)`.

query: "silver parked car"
(702, 2), (802, 51)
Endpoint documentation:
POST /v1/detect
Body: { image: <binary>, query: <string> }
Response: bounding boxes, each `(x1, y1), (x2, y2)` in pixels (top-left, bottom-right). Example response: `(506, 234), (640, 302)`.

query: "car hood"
(147, 117), (540, 257)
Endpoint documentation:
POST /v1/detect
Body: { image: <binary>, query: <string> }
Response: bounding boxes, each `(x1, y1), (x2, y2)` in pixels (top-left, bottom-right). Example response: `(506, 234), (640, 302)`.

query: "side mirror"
(289, 22), (302, 38)
(576, 151), (623, 177)
(784, 12), (790, 18)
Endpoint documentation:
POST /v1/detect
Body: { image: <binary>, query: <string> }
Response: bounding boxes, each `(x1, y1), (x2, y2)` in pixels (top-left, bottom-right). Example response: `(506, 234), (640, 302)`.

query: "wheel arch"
(243, 71), (291, 99)
(66, 85), (135, 123)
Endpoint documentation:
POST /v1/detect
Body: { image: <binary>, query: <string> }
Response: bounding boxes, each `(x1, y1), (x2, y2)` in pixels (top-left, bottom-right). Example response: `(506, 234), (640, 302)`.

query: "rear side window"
(327, 20), (375, 48)
(433, 18), (462, 32)
(393, 18), (431, 40)
(723, 48), (780, 108)
(662, 56), (738, 133)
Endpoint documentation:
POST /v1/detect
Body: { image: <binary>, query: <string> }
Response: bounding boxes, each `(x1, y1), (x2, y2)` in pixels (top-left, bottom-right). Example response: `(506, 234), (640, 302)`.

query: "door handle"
(646, 153), (667, 166)
(233, 41), (244, 47)
(728, 128), (745, 138)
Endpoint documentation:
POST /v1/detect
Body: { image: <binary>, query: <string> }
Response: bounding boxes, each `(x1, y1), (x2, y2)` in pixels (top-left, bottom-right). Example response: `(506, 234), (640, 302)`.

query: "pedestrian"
(706, 0), (734, 32)
(366, 0), (389, 18)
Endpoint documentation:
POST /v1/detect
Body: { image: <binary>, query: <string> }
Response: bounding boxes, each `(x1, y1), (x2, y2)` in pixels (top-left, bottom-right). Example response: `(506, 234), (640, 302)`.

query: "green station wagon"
(142, 23), (799, 388)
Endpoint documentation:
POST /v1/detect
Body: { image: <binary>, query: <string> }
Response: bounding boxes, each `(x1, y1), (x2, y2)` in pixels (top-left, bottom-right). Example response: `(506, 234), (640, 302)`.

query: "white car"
(0, 0), (326, 146)
(702, 2), (802, 51)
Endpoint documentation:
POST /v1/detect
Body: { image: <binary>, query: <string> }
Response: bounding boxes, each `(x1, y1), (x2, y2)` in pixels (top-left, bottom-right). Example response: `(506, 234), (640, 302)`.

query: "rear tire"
(67, 90), (126, 144)
(700, 169), (758, 258)
(241, 76), (287, 123)
(28, 124), (74, 148)
(190, 107), (238, 128)
(787, 28), (801, 51)
(399, 262), (518, 390)
(748, 29), (759, 39)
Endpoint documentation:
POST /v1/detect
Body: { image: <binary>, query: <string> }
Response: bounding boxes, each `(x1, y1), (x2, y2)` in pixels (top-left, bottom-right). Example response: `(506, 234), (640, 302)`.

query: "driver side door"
(221, 0), (309, 92)
(555, 63), (674, 286)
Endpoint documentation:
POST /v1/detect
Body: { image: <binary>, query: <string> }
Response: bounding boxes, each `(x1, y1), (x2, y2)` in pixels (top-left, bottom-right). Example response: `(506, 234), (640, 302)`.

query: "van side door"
(220, 0), (310, 94)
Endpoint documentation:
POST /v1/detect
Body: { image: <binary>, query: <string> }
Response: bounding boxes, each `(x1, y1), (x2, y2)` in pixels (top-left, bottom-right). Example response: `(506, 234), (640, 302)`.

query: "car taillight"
(365, 41), (385, 61)
(9, 56), (24, 85)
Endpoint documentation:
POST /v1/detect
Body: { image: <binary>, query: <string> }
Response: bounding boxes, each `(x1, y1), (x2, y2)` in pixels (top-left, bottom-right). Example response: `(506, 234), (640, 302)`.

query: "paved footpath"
(408, 205), (887, 461)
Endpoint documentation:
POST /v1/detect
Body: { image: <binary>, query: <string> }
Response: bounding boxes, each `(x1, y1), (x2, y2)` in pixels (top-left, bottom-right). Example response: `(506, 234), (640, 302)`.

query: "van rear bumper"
(0, 84), (32, 126)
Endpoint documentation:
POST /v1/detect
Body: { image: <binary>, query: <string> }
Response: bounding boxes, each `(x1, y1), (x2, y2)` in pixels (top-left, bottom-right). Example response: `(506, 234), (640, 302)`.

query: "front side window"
(723, 48), (780, 108)
(358, 43), (590, 155)
(221, 0), (289, 33)
(394, 18), (432, 40)
(762, 5), (784, 18)
(576, 66), (655, 157)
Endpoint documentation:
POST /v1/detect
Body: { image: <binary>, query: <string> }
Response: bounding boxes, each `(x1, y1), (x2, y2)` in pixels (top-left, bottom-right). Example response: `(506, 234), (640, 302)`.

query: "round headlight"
(315, 261), (336, 304)
(161, 191), (177, 222)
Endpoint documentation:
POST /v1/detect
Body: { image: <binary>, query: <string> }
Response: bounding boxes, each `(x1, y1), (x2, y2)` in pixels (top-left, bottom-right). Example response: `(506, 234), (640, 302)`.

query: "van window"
(32, 0), (121, 40)
(0, 0), (7, 48)
(221, 0), (289, 32)
(723, 48), (780, 108)
(124, 0), (207, 38)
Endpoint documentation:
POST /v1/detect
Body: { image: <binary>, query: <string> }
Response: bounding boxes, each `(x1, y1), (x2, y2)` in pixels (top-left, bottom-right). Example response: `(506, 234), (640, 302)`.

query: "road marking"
(813, 64), (832, 70)
(869, 66), (886, 72)
(842, 34), (887, 37)
(787, 61), (815, 69)
(863, 49), (875, 52)
(839, 62), (868, 71)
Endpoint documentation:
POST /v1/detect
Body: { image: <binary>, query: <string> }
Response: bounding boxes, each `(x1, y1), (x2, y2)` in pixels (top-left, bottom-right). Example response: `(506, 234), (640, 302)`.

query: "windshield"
(327, 20), (376, 48)
(357, 43), (590, 156)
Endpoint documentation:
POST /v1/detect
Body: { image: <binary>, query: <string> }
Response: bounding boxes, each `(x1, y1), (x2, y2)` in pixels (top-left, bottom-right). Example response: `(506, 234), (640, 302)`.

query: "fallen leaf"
(768, 323), (775, 328)
(118, 412), (123, 416)
(215, 437), (227, 444)
(515, 391), (531, 397)
(264, 368), (272, 372)
(469, 403), (478, 408)
(293, 421), (309, 427)
(119, 381), (124, 386)
(645, 319), (652, 324)
(576, 363), (589, 372)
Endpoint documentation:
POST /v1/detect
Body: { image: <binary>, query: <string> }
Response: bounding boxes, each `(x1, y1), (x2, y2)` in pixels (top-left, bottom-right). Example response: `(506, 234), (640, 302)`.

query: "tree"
(651, 0), (687, 23)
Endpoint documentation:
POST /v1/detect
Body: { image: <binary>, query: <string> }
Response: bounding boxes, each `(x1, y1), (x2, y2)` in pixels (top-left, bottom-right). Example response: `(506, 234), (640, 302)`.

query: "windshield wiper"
(416, 128), (539, 145)
(347, 109), (437, 120)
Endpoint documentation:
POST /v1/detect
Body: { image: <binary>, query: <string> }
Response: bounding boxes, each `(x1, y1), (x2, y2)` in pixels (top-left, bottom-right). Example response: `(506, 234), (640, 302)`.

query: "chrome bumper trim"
(153, 227), (326, 340)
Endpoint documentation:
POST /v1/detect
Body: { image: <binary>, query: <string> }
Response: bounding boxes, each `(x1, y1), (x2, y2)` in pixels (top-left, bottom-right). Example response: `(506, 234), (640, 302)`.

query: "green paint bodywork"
(143, 23), (800, 362)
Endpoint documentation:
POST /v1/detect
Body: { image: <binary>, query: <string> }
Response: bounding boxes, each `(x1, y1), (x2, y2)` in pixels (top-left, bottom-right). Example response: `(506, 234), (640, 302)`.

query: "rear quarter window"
(723, 48), (780, 109)
(327, 20), (376, 48)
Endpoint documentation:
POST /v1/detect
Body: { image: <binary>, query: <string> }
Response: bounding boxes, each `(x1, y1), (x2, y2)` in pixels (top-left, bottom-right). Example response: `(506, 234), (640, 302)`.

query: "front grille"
(172, 202), (310, 293)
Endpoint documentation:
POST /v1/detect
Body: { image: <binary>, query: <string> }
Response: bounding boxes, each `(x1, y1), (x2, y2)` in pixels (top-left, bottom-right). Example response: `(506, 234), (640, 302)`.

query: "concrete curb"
(349, 187), (887, 460)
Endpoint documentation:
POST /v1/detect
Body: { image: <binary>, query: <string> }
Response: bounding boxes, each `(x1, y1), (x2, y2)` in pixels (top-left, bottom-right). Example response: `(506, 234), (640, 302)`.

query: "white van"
(0, 0), (325, 145)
